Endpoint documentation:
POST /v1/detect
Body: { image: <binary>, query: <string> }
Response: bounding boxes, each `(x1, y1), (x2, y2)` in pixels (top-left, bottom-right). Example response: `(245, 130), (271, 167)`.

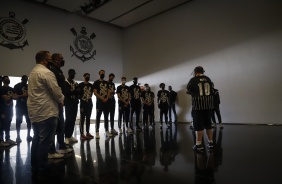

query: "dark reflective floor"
(1, 123), (282, 184)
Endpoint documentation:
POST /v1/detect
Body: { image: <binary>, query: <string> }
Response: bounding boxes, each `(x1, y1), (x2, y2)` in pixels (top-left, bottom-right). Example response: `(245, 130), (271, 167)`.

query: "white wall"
(0, 0), (123, 80)
(123, 0), (282, 124)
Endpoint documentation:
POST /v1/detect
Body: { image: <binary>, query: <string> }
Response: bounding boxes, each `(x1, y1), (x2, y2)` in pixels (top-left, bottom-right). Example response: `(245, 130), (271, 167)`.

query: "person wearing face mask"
(64, 69), (79, 144)
(78, 73), (94, 140)
(93, 70), (111, 138)
(13, 75), (32, 143)
(107, 73), (118, 135)
(157, 83), (170, 129)
(117, 77), (131, 134)
(48, 53), (72, 156)
(0, 76), (17, 146)
(141, 84), (155, 130)
(27, 50), (65, 174)
(129, 77), (142, 131)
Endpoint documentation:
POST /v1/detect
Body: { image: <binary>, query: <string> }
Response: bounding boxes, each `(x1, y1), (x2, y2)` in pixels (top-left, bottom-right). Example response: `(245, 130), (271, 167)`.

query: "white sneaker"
(70, 136), (78, 143)
(111, 129), (118, 135)
(119, 128), (123, 134)
(6, 139), (17, 145)
(96, 132), (100, 139)
(149, 125), (153, 130)
(106, 131), (112, 137)
(0, 141), (9, 147)
(48, 152), (64, 159)
(65, 138), (70, 145)
(57, 148), (73, 154)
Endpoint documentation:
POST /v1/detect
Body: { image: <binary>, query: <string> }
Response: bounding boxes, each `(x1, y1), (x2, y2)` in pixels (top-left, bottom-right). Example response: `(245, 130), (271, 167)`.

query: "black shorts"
(193, 109), (212, 131)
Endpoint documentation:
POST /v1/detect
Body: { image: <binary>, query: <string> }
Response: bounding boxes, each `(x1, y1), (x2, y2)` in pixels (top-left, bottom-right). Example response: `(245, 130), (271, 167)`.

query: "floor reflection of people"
(160, 129), (173, 172)
(81, 140), (96, 183)
(0, 149), (13, 184)
(119, 133), (134, 182)
(143, 128), (156, 173)
(96, 137), (119, 184)
(194, 151), (215, 184)
(131, 131), (144, 183)
(213, 127), (223, 172)
(16, 143), (33, 184)
(64, 147), (81, 183)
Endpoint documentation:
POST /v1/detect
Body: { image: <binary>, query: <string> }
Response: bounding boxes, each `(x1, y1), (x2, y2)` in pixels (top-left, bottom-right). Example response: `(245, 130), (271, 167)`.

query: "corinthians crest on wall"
(70, 27), (96, 62)
(0, 12), (29, 50)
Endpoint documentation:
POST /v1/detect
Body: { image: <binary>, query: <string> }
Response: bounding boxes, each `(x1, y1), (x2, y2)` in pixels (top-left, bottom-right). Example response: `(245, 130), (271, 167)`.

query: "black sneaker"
(193, 144), (204, 151)
(207, 142), (214, 149)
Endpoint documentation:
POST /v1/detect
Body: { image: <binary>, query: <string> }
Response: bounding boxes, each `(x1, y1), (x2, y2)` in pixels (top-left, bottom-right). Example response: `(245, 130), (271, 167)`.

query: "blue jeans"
(31, 117), (58, 171)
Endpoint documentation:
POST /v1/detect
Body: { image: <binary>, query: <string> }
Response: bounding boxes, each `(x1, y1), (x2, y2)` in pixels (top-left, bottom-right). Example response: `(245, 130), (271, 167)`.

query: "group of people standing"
(1, 50), (179, 176)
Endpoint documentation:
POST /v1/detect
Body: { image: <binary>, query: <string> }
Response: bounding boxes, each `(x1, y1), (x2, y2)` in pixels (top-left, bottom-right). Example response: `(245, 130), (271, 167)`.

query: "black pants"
(16, 105), (31, 136)
(118, 105), (130, 128)
(159, 105), (168, 124)
(211, 107), (222, 124)
(143, 105), (154, 126)
(108, 99), (116, 129)
(65, 102), (78, 138)
(80, 103), (93, 134)
(168, 103), (177, 122)
(130, 102), (141, 127)
(0, 107), (13, 141)
(96, 101), (109, 132)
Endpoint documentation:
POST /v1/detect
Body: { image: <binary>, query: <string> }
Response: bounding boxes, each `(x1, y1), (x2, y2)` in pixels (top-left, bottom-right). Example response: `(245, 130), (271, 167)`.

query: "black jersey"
(117, 85), (130, 107)
(78, 82), (93, 104)
(141, 91), (155, 106)
(14, 82), (28, 106)
(93, 80), (109, 100)
(212, 88), (220, 108)
(0, 86), (14, 108)
(168, 90), (177, 104)
(157, 90), (169, 105)
(49, 64), (67, 95)
(108, 81), (116, 101)
(186, 75), (213, 110)
(129, 84), (141, 104)
(65, 79), (79, 104)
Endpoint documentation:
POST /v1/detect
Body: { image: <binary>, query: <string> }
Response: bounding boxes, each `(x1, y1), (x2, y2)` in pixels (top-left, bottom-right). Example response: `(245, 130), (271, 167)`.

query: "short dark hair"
(159, 83), (165, 88)
(51, 53), (61, 61)
(121, 77), (126, 80)
(35, 51), (50, 64)
(194, 66), (205, 74)
(83, 73), (90, 77)
(68, 69), (76, 75)
(133, 77), (138, 81)
(109, 73), (115, 77)
(99, 70), (105, 74)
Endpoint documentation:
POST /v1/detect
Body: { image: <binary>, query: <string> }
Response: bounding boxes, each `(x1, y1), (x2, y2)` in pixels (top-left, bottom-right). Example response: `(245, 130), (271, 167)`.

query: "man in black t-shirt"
(93, 70), (111, 139)
(0, 76), (17, 145)
(168, 86), (178, 123)
(107, 73), (118, 135)
(14, 75), (32, 143)
(186, 66), (214, 151)
(141, 84), (155, 129)
(129, 77), (142, 131)
(157, 83), (170, 129)
(64, 69), (79, 144)
(78, 73), (94, 140)
(117, 77), (131, 134)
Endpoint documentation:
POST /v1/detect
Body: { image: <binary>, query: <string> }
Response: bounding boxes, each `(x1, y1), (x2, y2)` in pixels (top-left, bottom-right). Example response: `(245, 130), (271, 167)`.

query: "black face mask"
(100, 74), (105, 79)
(69, 75), (75, 80)
(133, 81), (137, 85)
(85, 76), (90, 81)
(61, 60), (65, 67)
(22, 79), (28, 84)
(4, 79), (10, 85)
(109, 79), (113, 82)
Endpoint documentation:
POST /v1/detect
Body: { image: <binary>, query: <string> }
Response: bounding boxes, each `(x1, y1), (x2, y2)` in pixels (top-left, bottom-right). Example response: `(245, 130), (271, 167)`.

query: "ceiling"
(32, 0), (192, 28)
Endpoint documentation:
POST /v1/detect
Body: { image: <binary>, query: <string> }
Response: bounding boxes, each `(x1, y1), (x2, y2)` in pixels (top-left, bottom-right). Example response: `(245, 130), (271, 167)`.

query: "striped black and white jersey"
(186, 75), (214, 110)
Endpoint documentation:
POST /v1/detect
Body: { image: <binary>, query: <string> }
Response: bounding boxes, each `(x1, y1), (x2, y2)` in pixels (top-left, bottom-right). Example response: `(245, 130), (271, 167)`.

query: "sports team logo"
(70, 27), (96, 62)
(0, 12), (29, 50)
